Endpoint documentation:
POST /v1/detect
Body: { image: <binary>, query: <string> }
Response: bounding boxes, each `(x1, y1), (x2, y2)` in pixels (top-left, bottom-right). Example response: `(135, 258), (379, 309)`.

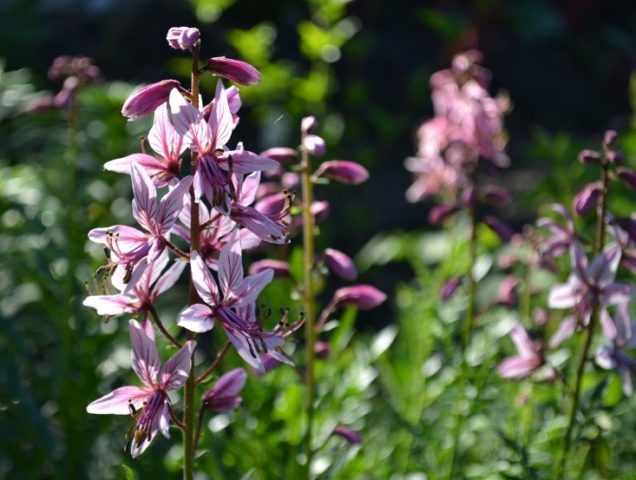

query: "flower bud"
(573, 181), (602, 215)
(532, 307), (549, 326)
(260, 147), (298, 165)
(603, 129), (618, 148)
(460, 187), (477, 207)
(332, 426), (362, 445)
(121, 79), (181, 120)
(248, 259), (289, 278)
(311, 200), (330, 222)
(301, 116), (318, 134)
(281, 172), (300, 189)
(440, 277), (462, 300)
(201, 368), (246, 413)
(481, 185), (510, 205)
(607, 150), (623, 164)
(204, 56), (261, 86)
(323, 248), (358, 281)
(616, 167), (636, 190)
(255, 193), (289, 216)
(428, 203), (458, 225)
(315, 341), (330, 359)
(302, 134), (326, 157)
(333, 285), (387, 310)
(496, 275), (519, 307)
(616, 216), (636, 243)
(578, 149), (601, 165)
(313, 160), (369, 185)
(166, 27), (200, 51)
(483, 216), (514, 242)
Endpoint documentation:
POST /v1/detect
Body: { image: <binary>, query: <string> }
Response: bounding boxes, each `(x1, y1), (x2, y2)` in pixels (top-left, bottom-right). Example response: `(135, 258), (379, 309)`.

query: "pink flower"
(177, 232), (287, 372)
(536, 204), (577, 260)
(548, 242), (634, 327)
(497, 324), (543, 379)
(83, 250), (185, 318)
(86, 320), (195, 457)
(88, 163), (192, 291)
(105, 103), (186, 187)
(322, 248), (357, 281)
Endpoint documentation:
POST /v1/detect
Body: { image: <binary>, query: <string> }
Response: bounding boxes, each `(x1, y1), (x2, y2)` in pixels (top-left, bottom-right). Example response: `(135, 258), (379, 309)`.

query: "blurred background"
(2, 0), (636, 478)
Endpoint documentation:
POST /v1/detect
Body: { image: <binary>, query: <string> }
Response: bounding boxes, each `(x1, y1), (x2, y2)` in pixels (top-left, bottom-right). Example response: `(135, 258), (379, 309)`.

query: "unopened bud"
(315, 341), (330, 359)
(616, 167), (636, 190)
(333, 285), (387, 310)
(607, 150), (623, 164)
(301, 116), (318, 134)
(249, 259), (289, 278)
(166, 27), (200, 51)
(440, 277), (462, 300)
(578, 149), (601, 165)
(121, 80), (181, 120)
(260, 147), (298, 165)
(428, 203), (458, 225)
(323, 248), (358, 280)
(313, 160), (369, 185)
(573, 181), (602, 215)
(332, 426), (362, 445)
(603, 129), (618, 148)
(484, 216), (514, 242)
(204, 57), (261, 86)
(302, 134), (326, 157)
(202, 368), (246, 413)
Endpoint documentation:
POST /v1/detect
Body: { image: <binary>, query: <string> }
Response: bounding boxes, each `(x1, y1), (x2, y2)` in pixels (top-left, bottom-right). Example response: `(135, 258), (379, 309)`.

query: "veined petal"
(131, 162), (159, 232)
(151, 259), (186, 299)
(219, 149), (279, 174)
(83, 294), (138, 316)
(160, 340), (196, 391)
(589, 243), (621, 288)
(209, 80), (234, 149)
(178, 303), (215, 333)
(157, 175), (192, 231)
(237, 171), (260, 206)
(88, 225), (148, 251)
(86, 385), (150, 415)
(602, 283), (636, 306)
(168, 89), (211, 153)
(105, 153), (167, 179)
(548, 282), (577, 309)
(129, 319), (160, 387)
(230, 205), (288, 244)
(219, 230), (244, 300)
(548, 316), (577, 348)
(233, 268), (274, 308)
(510, 324), (536, 358)
(148, 103), (186, 161)
(190, 251), (220, 305)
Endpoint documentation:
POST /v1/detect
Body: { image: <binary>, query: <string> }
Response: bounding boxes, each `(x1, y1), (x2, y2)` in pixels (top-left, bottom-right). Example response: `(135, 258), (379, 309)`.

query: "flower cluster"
(83, 27), (288, 457)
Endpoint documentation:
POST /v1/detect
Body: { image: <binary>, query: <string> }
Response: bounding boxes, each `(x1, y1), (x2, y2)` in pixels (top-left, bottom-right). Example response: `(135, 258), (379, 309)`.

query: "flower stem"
(448, 197), (479, 480)
(556, 160), (610, 478)
(195, 341), (232, 385)
(148, 305), (182, 348)
(183, 41), (201, 480)
(300, 141), (316, 479)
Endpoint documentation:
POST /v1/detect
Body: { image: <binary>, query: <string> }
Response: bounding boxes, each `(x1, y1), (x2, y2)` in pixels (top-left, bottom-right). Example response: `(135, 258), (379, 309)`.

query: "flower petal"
(159, 340), (196, 391)
(190, 251), (220, 305)
(83, 294), (138, 316)
(86, 385), (150, 415)
(131, 162), (159, 232)
(129, 319), (160, 387)
(178, 303), (215, 333)
(168, 88), (211, 153)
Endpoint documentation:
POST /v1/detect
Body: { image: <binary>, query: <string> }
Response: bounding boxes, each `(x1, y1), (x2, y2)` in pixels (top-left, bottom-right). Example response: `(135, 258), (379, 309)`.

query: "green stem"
(447, 200), (479, 480)
(556, 160), (610, 478)
(183, 41), (201, 480)
(300, 141), (316, 479)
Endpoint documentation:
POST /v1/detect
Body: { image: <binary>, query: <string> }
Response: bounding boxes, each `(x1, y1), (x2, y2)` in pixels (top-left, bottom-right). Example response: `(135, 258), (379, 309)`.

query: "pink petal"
(237, 171), (261, 206)
(131, 162), (159, 232)
(549, 316), (577, 348)
(88, 225), (149, 251)
(589, 243), (621, 288)
(190, 251), (220, 305)
(219, 148), (279, 174)
(219, 231), (244, 300)
(151, 259), (186, 298)
(86, 385), (150, 414)
(496, 356), (541, 379)
(168, 89), (211, 153)
(148, 103), (186, 160)
(157, 175), (192, 231)
(548, 282), (577, 309)
(210, 80), (234, 149)
(233, 268), (274, 308)
(178, 303), (215, 333)
(83, 294), (138, 316)
(510, 324), (536, 358)
(129, 319), (160, 387)
(159, 340), (196, 391)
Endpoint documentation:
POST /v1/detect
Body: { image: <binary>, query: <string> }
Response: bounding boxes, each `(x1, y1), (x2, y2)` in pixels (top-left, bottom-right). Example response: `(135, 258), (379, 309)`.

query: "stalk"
(447, 193), (479, 479)
(556, 160), (610, 478)
(300, 141), (316, 479)
(183, 41), (201, 480)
